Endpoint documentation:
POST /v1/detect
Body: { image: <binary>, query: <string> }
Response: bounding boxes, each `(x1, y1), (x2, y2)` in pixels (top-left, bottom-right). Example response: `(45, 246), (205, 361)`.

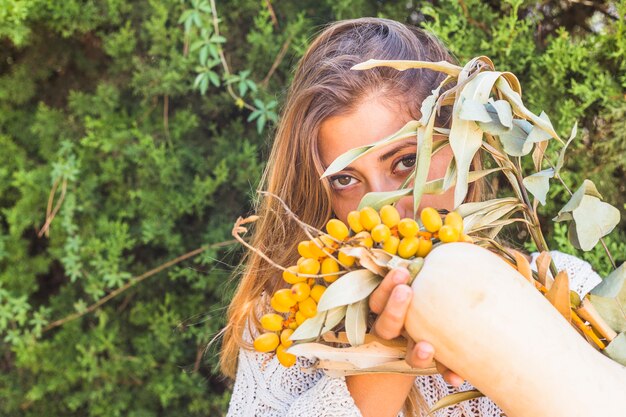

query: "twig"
(38, 178), (67, 238)
(261, 35), (292, 87)
(42, 240), (237, 333)
(208, 0), (256, 112)
(264, 0), (279, 28)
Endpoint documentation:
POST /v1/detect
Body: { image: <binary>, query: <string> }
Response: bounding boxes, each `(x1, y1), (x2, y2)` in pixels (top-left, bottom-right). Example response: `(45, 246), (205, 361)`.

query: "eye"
(394, 154), (416, 173)
(329, 174), (358, 190)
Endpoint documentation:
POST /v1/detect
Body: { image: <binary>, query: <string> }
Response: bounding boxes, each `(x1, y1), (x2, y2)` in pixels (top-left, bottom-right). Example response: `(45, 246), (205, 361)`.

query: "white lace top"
(226, 251), (602, 417)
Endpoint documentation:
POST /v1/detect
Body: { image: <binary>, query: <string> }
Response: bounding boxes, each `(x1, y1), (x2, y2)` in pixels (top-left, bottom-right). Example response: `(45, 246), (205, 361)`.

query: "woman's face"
(318, 96), (455, 224)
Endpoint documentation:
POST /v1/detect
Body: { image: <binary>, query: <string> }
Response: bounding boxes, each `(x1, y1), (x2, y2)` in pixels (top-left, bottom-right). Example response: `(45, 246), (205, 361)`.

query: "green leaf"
(414, 104), (436, 215)
(571, 196), (620, 250)
(317, 269), (381, 312)
(351, 59), (462, 77)
(499, 119), (533, 156)
(589, 263), (626, 334)
(604, 331), (626, 366)
(358, 188), (412, 211)
(345, 299), (369, 346)
(321, 120), (420, 178)
(289, 306), (347, 341)
(427, 390), (484, 416)
(522, 168), (554, 206)
(556, 179), (603, 217)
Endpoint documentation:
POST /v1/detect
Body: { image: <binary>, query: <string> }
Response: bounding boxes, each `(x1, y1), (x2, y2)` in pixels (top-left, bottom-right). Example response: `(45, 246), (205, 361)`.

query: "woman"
(220, 18), (605, 416)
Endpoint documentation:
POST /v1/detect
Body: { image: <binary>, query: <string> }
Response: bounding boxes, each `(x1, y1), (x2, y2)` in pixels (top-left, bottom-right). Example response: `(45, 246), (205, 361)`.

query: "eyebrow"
(378, 140), (417, 162)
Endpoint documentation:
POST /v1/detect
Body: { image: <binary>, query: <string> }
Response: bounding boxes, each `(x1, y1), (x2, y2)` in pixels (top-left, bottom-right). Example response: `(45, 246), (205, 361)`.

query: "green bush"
(0, 1), (623, 415)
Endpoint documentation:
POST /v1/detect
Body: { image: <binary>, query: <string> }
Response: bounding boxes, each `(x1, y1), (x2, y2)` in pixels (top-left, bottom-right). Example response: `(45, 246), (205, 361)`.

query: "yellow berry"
(398, 236), (419, 259)
(359, 207), (381, 231)
(382, 235), (400, 255)
(380, 205), (401, 228)
(398, 218), (419, 238)
(295, 310), (307, 326)
(421, 207), (442, 233)
(297, 256), (306, 266)
(321, 257), (340, 283)
(253, 332), (280, 353)
(298, 258), (320, 276)
(444, 211), (464, 234)
(439, 225), (461, 243)
(353, 231), (373, 248)
(298, 297), (317, 318)
(338, 251), (355, 268)
(283, 265), (305, 284)
(290, 282), (311, 302)
(276, 344), (297, 367)
(326, 219), (350, 241)
(287, 320), (298, 330)
(260, 313), (284, 332)
(371, 224), (391, 243)
(274, 289), (297, 308)
(271, 295), (291, 313)
(416, 237), (433, 258)
(319, 234), (337, 255)
(297, 241), (315, 258)
(308, 239), (327, 259)
(310, 285), (326, 303)
(280, 328), (294, 348)
(347, 210), (364, 233)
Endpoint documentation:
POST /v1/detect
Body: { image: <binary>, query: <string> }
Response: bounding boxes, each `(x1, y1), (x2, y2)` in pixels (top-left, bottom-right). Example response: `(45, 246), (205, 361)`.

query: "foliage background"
(0, 0), (624, 415)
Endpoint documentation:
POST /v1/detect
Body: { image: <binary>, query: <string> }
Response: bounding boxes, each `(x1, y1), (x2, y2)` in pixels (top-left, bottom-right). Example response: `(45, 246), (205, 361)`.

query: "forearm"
(346, 373), (416, 417)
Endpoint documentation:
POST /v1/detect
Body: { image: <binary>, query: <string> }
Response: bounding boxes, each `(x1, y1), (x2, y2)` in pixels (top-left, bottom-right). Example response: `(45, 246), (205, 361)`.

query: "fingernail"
(417, 346), (433, 360)
(394, 287), (409, 302)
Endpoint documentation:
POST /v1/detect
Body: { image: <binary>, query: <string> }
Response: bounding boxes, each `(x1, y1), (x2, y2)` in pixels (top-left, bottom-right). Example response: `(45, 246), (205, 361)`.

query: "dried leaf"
(427, 390), (484, 416)
(555, 122), (577, 175)
(570, 196), (620, 251)
(526, 112), (554, 143)
(545, 270), (572, 322)
(358, 188), (412, 211)
(345, 299), (369, 346)
(498, 119), (534, 156)
(459, 98), (492, 122)
(318, 359), (437, 377)
(532, 139), (549, 172)
(603, 331), (626, 366)
(513, 251), (533, 282)
(317, 269), (381, 312)
(323, 331), (407, 348)
(289, 306), (347, 341)
(288, 341), (405, 369)
(535, 251), (554, 289)
(351, 59), (463, 77)
(589, 262), (626, 333)
(522, 168), (554, 206)
(456, 197), (519, 218)
(321, 120), (420, 178)
(340, 247), (388, 276)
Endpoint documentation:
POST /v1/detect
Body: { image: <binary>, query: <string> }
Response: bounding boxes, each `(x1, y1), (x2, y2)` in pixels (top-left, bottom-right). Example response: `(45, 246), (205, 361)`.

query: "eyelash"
(329, 154), (417, 191)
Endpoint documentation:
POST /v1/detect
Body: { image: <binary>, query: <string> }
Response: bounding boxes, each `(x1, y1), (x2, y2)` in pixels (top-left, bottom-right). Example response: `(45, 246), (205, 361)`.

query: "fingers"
(436, 360), (465, 388)
(406, 340), (435, 369)
(369, 268), (410, 314)
(371, 284), (412, 339)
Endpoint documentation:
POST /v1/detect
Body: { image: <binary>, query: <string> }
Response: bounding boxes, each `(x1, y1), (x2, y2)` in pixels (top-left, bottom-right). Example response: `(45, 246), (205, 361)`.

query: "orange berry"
(421, 207), (442, 233)
(439, 225), (461, 243)
(290, 282), (311, 302)
(371, 224), (391, 243)
(297, 241), (315, 258)
(295, 310), (307, 326)
(280, 328), (294, 348)
(253, 332), (280, 353)
(416, 237), (433, 257)
(380, 205), (401, 228)
(271, 295), (291, 313)
(359, 207), (381, 231)
(398, 218), (419, 238)
(382, 235), (400, 255)
(273, 289), (297, 308)
(321, 257), (340, 283)
(298, 297), (317, 318)
(276, 344), (297, 367)
(326, 219), (350, 241)
(338, 251), (355, 267)
(308, 239), (327, 259)
(283, 265), (305, 284)
(298, 258), (320, 276)
(310, 285), (326, 303)
(297, 256), (306, 266)
(347, 210), (364, 233)
(260, 313), (284, 332)
(444, 211), (464, 234)
(398, 236), (419, 259)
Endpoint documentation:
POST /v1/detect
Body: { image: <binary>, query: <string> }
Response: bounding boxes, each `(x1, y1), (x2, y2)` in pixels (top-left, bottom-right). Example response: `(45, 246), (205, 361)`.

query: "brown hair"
(220, 17), (464, 416)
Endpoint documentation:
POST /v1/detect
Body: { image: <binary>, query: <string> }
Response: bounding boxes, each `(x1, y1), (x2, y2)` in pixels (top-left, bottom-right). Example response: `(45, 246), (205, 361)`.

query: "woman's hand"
(369, 267), (464, 387)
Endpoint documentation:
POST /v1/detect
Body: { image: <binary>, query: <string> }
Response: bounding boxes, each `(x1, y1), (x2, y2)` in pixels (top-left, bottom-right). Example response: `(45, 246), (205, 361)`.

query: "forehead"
(318, 98), (413, 168)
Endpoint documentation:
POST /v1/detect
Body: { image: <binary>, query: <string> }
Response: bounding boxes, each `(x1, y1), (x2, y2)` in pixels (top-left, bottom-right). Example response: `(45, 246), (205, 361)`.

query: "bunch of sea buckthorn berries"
(253, 205), (468, 366)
